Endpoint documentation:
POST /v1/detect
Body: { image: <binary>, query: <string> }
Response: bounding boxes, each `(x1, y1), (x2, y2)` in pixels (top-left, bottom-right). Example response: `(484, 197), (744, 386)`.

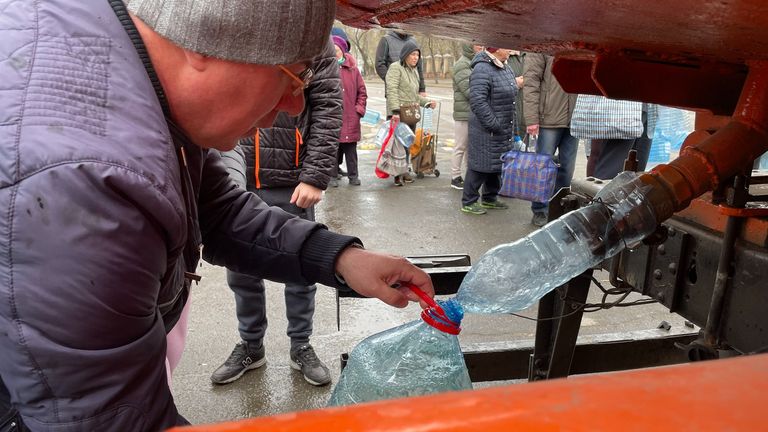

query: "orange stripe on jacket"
(295, 128), (303, 167)
(254, 129), (261, 189)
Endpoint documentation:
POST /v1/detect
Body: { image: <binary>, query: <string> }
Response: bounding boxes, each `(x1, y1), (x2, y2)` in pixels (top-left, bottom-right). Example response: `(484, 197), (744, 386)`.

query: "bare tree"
(425, 36), (440, 84)
(348, 27), (374, 76)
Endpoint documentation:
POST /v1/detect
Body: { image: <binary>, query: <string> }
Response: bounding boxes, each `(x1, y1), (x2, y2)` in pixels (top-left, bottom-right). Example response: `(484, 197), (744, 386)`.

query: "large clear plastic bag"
(328, 300), (470, 407)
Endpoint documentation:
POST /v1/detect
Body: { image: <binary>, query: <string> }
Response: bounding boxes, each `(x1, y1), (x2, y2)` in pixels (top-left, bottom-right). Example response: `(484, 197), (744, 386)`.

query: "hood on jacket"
(399, 40), (420, 63)
(470, 50), (493, 68)
(388, 30), (410, 40)
(461, 43), (476, 60)
(340, 52), (358, 68)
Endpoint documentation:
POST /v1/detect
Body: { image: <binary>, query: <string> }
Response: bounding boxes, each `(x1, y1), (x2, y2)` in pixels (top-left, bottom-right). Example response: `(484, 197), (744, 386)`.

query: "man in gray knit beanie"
(126, 0), (335, 65)
(126, 0), (338, 149)
(0, 0), (436, 431)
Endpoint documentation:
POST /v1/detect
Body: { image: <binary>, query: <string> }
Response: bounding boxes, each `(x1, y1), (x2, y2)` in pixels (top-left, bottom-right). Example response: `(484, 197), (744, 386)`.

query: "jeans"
(531, 127), (578, 214)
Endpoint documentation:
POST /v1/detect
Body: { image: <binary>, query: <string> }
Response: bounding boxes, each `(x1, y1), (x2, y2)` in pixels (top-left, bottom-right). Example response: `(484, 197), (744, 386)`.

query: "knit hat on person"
(486, 47), (500, 53)
(331, 27), (350, 45)
(332, 35), (349, 53)
(125, 0), (336, 65)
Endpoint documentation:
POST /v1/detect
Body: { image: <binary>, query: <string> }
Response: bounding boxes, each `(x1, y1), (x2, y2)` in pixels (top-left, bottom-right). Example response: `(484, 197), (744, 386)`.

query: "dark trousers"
(219, 148), (317, 350)
(336, 142), (359, 180)
(587, 111), (652, 179)
(461, 168), (501, 206)
(226, 187), (317, 350)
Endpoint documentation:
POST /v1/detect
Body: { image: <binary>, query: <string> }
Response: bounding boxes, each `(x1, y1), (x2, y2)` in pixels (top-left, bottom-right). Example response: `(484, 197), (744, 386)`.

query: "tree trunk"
(427, 37), (439, 84)
(349, 28), (373, 76)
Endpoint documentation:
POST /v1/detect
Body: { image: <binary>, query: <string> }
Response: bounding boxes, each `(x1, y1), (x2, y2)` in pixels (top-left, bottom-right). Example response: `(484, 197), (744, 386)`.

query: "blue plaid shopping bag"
(499, 139), (558, 203)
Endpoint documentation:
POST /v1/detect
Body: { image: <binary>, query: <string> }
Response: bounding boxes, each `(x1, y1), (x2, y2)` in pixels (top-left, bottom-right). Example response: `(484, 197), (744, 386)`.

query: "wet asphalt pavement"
(172, 80), (692, 426)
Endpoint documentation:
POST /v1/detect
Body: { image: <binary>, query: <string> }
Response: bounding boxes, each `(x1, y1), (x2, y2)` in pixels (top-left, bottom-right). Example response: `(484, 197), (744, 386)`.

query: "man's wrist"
(334, 243), (364, 285)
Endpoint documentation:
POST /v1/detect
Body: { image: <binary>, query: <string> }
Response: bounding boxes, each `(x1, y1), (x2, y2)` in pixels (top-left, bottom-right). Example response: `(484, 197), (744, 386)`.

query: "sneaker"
(349, 178), (361, 186)
(480, 199), (509, 209)
(450, 177), (464, 190)
(290, 344), (331, 386)
(394, 177), (404, 186)
(461, 202), (487, 215)
(531, 212), (548, 227)
(338, 168), (348, 177)
(403, 174), (415, 183)
(210, 341), (266, 385)
(329, 179), (339, 188)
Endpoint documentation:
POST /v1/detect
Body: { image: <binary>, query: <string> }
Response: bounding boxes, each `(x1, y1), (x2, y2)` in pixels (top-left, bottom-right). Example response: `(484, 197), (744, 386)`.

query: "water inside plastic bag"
(328, 300), (470, 406)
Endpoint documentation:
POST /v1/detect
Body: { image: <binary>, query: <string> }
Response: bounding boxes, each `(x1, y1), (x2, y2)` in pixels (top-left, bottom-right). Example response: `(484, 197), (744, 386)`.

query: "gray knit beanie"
(125, 0), (336, 65)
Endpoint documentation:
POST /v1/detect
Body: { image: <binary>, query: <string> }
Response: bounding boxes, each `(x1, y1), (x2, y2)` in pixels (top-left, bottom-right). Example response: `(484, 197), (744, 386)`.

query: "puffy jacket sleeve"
(385, 63), (403, 115)
(417, 57), (426, 93)
(469, 62), (502, 134)
(453, 59), (471, 101)
(523, 52), (545, 126)
(375, 37), (390, 81)
(298, 42), (342, 190)
(198, 150), (359, 287)
(355, 68), (368, 117)
(218, 144), (247, 189)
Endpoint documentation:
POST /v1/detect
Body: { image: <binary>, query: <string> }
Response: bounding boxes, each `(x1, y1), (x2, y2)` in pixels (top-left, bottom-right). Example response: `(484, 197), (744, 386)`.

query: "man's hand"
(527, 124), (540, 136)
(291, 182), (323, 209)
(419, 91), (428, 97)
(428, 100), (437, 109)
(335, 246), (435, 308)
(515, 76), (524, 88)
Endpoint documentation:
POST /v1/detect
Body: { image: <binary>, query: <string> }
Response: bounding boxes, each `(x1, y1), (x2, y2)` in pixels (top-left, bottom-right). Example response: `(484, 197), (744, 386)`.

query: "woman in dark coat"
(461, 47), (518, 215)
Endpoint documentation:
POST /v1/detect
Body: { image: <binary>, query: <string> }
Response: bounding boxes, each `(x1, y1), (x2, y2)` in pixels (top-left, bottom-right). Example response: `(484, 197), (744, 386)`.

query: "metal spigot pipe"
(639, 61), (768, 222)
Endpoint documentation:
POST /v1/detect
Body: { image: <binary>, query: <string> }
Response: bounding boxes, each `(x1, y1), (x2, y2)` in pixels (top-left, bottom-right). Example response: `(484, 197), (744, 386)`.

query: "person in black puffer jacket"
(461, 47), (518, 215)
(211, 39), (342, 387)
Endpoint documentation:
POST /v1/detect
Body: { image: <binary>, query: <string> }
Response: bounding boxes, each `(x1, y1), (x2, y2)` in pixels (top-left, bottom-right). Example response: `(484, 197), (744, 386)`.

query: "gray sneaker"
(210, 341), (266, 385)
(290, 344), (331, 386)
(531, 212), (548, 227)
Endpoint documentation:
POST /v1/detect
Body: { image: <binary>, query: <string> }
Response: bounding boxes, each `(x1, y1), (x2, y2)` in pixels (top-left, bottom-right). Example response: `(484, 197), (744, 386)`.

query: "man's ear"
(183, 50), (208, 72)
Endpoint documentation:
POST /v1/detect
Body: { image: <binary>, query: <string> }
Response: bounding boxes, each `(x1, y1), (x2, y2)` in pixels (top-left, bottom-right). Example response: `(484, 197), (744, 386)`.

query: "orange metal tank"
(173, 353), (768, 431)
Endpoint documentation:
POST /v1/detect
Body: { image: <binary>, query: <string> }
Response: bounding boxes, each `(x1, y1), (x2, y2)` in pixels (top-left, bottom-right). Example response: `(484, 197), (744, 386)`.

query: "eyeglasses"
(278, 65), (315, 96)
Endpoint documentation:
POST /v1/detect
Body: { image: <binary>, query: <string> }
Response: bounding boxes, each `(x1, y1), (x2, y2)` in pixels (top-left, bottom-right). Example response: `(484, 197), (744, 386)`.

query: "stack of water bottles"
(373, 120), (415, 150)
(648, 107), (696, 165)
(328, 171), (661, 406)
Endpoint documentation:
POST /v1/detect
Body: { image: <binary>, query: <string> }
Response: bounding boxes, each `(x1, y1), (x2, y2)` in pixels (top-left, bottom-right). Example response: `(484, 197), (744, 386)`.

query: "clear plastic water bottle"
(513, 135), (524, 151)
(394, 122), (415, 149)
(455, 171), (658, 314)
(373, 120), (393, 148)
(758, 151), (768, 170)
(328, 298), (471, 406)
